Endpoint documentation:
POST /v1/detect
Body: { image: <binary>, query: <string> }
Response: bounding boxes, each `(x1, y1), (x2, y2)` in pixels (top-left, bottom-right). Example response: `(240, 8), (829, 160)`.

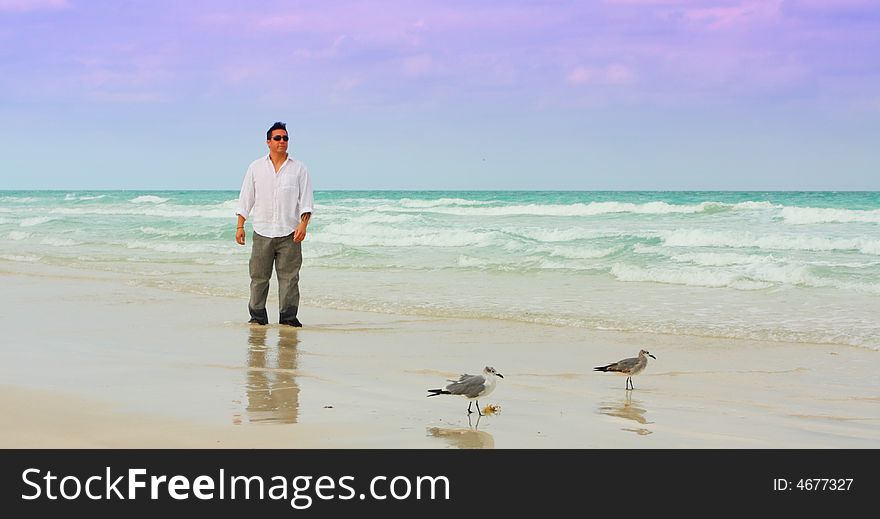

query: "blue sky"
(1, 0), (878, 190)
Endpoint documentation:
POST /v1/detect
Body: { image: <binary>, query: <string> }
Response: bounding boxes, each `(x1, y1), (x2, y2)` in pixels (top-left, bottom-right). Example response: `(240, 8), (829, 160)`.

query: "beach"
(1, 190), (878, 449)
(1, 262), (877, 449)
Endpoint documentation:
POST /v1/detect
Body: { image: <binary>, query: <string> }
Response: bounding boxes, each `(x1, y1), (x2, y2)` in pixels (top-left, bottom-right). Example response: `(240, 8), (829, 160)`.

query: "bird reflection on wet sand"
(599, 391), (652, 436)
(427, 412), (498, 448)
(239, 326), (300, 424)
(427, 414), (495, 449)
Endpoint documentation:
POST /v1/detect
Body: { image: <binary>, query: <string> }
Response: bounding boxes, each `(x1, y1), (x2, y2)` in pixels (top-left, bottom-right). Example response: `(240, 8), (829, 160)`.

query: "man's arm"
(235, 214), (247, 245)
(294, 212), (310, 242)
(235, 165), (255, 245)
(294, 164), (314, 243)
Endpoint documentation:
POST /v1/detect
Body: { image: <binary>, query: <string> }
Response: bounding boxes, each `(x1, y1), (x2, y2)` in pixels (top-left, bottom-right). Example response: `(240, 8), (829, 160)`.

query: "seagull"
(594, 350), (656, 390)
(427, 366), (503, 416)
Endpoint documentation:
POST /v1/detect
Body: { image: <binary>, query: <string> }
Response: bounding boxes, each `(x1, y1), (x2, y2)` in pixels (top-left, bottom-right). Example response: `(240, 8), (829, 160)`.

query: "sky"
(1, 0), (878, 190)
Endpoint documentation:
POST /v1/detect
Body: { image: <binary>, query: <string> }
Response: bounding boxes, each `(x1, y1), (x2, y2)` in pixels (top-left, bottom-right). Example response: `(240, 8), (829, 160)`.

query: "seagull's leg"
(467, 401), (473, 415)
(476, 400), (483, 417)
(626, 376), (632, 390)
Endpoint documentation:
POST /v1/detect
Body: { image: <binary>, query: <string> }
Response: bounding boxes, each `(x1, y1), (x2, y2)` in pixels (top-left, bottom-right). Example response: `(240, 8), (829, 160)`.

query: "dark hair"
(267, 121), (287, 140)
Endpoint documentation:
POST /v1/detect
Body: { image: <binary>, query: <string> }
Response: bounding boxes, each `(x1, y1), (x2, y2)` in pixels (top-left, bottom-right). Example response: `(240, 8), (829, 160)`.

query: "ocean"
(2, 190), (879, 350)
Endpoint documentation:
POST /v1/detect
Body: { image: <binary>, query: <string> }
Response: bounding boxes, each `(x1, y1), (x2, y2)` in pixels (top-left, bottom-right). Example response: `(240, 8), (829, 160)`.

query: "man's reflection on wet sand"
(244, 326), (300, 424)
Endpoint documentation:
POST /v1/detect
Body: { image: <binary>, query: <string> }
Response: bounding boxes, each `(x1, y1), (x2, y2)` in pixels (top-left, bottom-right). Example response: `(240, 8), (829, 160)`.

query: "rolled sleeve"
(236, 166), (256, 219)
(298, 165), (315, 218)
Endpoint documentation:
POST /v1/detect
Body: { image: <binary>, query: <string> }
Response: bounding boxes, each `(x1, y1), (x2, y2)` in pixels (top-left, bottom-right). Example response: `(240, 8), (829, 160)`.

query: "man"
(235, 121), (314, 327)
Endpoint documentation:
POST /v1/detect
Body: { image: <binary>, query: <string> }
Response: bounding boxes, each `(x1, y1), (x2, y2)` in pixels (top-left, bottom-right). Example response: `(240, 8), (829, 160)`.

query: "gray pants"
(248, 232), (302, 324)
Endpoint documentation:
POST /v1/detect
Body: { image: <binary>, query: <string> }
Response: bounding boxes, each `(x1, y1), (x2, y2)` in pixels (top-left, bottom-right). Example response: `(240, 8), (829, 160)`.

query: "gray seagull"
(594, 350), (656, 390)
(428, 366), (504, 416)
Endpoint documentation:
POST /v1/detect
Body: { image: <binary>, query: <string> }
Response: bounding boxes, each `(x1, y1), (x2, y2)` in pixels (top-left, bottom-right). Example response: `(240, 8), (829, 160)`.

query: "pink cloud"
(88, 91), (163, 104)
(603, 0), (688, 4)
(792, 0), (876, 8)
(567, 64), (637, 85)
(402, 54), (435, 77)
(219, 64), (259, 84)
(684, 0), (782, 29)
(292, 35), (348, 60)
(333, 77), (361, 92)
(567, 67), (594, 84)
(254, 14), (307, 32)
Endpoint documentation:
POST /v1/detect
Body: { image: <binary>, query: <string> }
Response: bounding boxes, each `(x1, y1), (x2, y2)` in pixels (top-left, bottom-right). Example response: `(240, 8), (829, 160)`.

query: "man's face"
(267, 129), (289, 154)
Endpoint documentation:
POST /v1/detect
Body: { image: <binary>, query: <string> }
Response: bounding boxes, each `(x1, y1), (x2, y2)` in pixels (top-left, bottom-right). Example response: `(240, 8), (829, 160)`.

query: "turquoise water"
(2, 190), (879, 349)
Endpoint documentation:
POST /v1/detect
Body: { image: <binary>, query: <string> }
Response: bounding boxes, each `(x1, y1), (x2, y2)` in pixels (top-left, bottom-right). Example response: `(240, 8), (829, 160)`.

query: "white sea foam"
(540, 244), (622, 260)
(733, 201), (780, 209)
(457, 255), (491, 268)
(125, 241), (238, 255)
(612, 260), (878, 293)
(303, 243), (351, 259)
(806, 258), (880, 269)
(668, 251), (778, 267)
(631, 243), (662, 255)
(130, 195), (169, 204)
(8, 231), (31, 240)
(860, 241), (880, 255)
(610, 263), (772, 290)
(3, 190), (878, 348)
(350, 199), (788, 217)
(193, 257), (247, 266)
(635, 244), (821, 270)
(0, 254), (42, 262)
(740, 263), (814, 285)
(456, 255), (518, 271)
(780, 206), (880, 225)
(661, 228), (880, 255)
(825, 280), (880, 294)
(514, 227), (654, 243)
(515, 227), (601, 242)
(40, 237), (81, 247)
(361, 200), (727, 217)
(19, 216), (55, 227)
(65, 193), (106, 201)
(399, 197), (495, 208)
(51, 206), (231, 219)
(139, 226), (221, 238)
(315, 223), (496, 247)
(456, 254), (601, 271)
(345, 213), (417, 224)
(536, 259), (605, 271)
(0, 196), (37, 203)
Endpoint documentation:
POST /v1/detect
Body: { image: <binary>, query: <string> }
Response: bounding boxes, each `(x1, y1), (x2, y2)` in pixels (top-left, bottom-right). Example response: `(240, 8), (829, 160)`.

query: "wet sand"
(1, 264), (877, 448)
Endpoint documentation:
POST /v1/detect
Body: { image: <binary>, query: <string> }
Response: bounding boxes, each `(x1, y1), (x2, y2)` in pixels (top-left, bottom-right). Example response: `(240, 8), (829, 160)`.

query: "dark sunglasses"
(271, 135), (289, 141)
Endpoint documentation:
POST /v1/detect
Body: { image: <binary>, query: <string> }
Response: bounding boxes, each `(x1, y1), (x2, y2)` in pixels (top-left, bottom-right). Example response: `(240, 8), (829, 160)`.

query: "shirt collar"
(264, 153), (293, 165)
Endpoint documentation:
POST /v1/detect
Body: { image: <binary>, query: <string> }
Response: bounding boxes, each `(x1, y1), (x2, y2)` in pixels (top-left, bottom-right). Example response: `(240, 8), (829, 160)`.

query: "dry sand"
(1, 264), (877, 448)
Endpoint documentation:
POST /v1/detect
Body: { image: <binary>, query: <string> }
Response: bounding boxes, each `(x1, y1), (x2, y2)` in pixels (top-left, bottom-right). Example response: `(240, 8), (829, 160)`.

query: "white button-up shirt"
(236, 154), (314, 238)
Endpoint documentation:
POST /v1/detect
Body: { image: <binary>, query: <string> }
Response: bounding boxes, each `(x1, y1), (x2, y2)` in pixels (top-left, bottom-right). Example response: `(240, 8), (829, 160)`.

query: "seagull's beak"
(648, 354), (656, 359)
(496, 373), (504, 378)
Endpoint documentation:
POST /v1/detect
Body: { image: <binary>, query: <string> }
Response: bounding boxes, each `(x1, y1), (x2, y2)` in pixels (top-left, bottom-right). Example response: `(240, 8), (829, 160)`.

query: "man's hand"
(293, 222), (308, 242)
(236, 227), (246, 245)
